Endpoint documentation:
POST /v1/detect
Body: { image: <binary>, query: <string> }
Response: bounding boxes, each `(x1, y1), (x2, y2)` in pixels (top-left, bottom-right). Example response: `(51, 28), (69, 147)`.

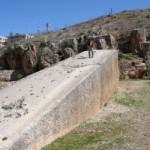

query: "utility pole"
(110, 8), (113, 14)
(46, 22), (50, 33)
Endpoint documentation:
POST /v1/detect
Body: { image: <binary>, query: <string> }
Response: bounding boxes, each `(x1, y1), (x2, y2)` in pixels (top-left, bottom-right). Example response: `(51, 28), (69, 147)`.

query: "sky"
(0, 0), (149, 36)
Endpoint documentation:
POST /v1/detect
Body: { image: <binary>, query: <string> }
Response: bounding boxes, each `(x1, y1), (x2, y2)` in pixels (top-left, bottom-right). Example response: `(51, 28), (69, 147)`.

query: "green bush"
(118, 51), (134, 61)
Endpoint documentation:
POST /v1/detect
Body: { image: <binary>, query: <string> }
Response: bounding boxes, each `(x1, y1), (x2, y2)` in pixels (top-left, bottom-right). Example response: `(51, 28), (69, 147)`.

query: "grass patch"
(115, 88), (150, 111)
(42, 113), (130, 150)
(42, 81), (150, 150)
(118, 52), (135, 62)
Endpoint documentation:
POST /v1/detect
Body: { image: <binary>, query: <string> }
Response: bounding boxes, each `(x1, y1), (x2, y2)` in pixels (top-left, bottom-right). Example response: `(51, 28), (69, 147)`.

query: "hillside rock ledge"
(0, 50), (118, 150)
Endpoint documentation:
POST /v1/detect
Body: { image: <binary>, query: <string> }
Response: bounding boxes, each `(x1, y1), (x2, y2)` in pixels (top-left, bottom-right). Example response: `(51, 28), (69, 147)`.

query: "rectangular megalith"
(0, 50), (118, 150)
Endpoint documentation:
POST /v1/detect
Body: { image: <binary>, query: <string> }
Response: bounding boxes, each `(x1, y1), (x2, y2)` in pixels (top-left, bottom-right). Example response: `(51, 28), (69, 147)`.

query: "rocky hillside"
(21, 8), (150, 44)
(0, 9), (150, 81)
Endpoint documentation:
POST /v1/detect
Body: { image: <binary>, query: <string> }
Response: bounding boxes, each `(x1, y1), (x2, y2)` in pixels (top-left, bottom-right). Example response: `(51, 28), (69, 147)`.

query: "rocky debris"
(0, 34), (117, 80)
(119, 29), (149, 55)
(0, 70), (24, 81)
(0, 42), (61, 78)
(0, 29), (149, 81)
(118, 29), (150, 79)
(119, 59), (148, 79)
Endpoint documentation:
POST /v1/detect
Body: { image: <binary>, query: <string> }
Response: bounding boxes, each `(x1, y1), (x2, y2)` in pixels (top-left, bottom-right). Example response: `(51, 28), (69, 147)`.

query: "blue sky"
(0, 0), (149, 36)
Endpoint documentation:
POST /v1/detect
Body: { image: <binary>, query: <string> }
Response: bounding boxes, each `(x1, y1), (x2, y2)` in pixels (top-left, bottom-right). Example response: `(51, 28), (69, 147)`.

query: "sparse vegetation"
(11, 8), (150, 45)
(43, 113), (130, 150)
(114, 88), (150, 110)
(118, 51), (136, 61)
(43, 80), (150, 150)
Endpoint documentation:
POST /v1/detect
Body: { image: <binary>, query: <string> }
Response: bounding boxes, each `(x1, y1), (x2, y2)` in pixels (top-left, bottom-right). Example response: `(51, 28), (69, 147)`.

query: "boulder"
(130, 29), (145, 56)
(94, 37), (109, 49)
(5, 44), (38, 75)
(119, 59), (147, 79)
(38, 45), (59, 69)
(6, 45), (26, 70)
(88, 34), (117, 50)
(21, 44), (37, 75)
(128, 68), (138, 79)
(59, 38), (78, 54)
(6, 49), (17, 70)
(62, 47), (75, 59)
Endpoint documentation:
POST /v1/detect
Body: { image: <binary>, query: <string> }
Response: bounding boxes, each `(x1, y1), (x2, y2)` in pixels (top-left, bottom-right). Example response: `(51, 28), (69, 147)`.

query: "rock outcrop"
(0, 70), (24, 81)
(5, 44), (38, 75)
(1, 29), (149, 80)
(129, 29), (145, 56)
(21, 44), (37, 75)
(144, 42), (150, 69)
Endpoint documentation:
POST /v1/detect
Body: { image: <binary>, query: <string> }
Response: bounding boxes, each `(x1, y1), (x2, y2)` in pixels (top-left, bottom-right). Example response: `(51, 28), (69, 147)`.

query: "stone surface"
(0, 50), (118, 150)
(144, 42), (150, 68)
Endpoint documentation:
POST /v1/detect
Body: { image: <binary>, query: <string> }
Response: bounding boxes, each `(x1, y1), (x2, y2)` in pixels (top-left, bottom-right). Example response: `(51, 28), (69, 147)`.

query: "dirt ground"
(43, 80), (150, 150)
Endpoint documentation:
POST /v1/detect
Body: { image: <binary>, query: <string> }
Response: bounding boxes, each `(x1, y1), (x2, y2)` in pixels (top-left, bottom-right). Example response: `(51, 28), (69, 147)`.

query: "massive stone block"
(0, 50), (118, 150)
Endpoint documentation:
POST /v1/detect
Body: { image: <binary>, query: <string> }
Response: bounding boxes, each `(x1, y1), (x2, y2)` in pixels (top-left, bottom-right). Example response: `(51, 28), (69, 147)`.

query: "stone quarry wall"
(0, 50), (118, 150)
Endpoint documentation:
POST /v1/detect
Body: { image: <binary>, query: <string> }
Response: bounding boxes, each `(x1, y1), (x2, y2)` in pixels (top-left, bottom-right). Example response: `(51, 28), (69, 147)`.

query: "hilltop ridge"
(21, 8), (150, 44)
(0, 8), (150, 81)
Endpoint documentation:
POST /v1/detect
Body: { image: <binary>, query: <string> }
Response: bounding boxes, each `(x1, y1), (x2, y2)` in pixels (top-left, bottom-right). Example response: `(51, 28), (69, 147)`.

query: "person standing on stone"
(87, 39), (94, 58)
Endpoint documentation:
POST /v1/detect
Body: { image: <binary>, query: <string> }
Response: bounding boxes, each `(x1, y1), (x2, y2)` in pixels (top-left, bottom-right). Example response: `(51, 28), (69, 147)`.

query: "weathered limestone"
(0, 50), (118, 150)
(144, 42), (150, 68)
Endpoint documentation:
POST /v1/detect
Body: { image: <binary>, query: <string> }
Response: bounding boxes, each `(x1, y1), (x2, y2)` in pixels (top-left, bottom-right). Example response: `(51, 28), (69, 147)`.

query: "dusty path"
(43, 80), (150, 150)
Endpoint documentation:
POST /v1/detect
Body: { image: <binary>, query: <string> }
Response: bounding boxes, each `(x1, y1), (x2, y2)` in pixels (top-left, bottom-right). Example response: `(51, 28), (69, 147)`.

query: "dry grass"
(43, 80), (150, 150)
(18, 9), (150, 46)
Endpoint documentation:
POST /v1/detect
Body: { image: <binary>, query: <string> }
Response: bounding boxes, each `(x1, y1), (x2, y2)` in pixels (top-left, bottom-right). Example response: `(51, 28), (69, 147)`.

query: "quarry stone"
(0, 50), (118, 150)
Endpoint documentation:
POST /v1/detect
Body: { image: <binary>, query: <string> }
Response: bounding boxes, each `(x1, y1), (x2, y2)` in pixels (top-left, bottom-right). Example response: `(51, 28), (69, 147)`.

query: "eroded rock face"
(0, 56), (4, 68)
(62, 47), (75, 59)
(130, 29), (145, 56)
(6, 50), (17, 70)
(0, 70), (24, 81)
(5, 44), (38, 75)
(6, 45), (26, 70)
(59, 38), (78, 53)
(0, 35), (118, 81)
(144, 42), (150, 69)
(37, 42), (59, 69)
(22, 44), (37, 75)
(3, 44), (37, 74)
(88, 34), (117, 50)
